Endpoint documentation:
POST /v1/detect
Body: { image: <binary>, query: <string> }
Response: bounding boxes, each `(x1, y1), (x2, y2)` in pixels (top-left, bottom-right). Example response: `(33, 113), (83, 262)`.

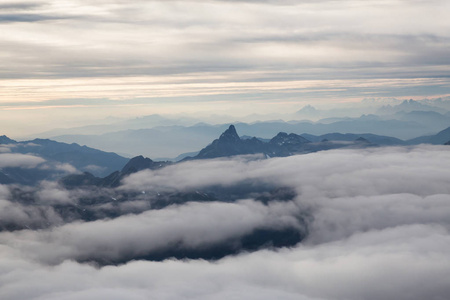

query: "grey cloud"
(1, 146), (450, 299)
(0, 225), (449, 300)
(0, 2), (42, 11)
(122, 145), (450, 197)
(0, 13), (56, 22)
(35, 181), (75, 205)
(0, 0), (448, 93)
(0, 199), (63, 230)
(0, 153), (45, 168)
(0, 199), (302, 265)
(0, 146), (12, 153)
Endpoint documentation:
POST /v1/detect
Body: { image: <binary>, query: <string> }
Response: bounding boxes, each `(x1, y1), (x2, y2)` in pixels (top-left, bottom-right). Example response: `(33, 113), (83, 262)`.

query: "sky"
(2, 0), (450, 135)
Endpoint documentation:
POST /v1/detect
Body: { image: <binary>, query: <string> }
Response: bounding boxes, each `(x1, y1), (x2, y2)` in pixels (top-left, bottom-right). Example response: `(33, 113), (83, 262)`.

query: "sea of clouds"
(1, 145), (450, 299)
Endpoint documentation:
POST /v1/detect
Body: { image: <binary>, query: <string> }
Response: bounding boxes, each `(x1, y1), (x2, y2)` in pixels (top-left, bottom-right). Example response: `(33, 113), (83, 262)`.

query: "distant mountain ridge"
(406, 126), (450, 145)
(7, 123), (450, 187)
(61, 125), (384, 188)
(61, 155), (171, 188)
(49, 116), (438, 158)
(0, 136), (128, 184)
(377, 99), (443, 114)
(15, 138), (128, 176)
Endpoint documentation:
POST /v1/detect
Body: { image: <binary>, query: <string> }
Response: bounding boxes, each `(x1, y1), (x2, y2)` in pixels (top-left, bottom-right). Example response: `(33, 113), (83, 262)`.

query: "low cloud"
(122, 145), (450, 198)
(0, 199), (301, 265)
(35, 181), (75, 205)
(0, 224), (449, 300)
(0, 145), (450, 299)
(0, 153), (45, 168)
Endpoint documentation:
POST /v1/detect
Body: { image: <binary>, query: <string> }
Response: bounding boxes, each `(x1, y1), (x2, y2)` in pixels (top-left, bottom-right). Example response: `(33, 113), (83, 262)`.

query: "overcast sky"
(1, 0), (450, 135)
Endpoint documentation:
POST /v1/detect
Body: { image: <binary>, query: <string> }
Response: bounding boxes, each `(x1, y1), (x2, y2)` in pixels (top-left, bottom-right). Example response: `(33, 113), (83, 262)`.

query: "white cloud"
(122, 145), (450, 198)
(1, 145), (450, 299)
(35, 181), (75, 205)
(0, 153), (45, 168)
(0, 199), (301, 265)
(0, 224), (449, 300)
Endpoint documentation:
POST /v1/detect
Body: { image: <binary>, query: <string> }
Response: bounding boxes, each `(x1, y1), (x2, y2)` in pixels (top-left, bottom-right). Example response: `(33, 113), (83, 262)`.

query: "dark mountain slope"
(193, 125), (267, 159)
(61, 155), (171, 188)
(0, 135), (129, 184)
(301, 132), (405, 145)
(407, 126), (450, 145)
(11, 138), (128, 177)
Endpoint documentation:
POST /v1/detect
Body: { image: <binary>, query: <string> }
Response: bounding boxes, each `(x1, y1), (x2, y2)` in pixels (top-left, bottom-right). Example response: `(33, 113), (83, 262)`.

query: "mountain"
(51, 124), (228, 158)
(296, 105), (321, 118)
(60, 125), (408, 188)
(49, 117), (430, 159)
(407, 126), (450, 145)
(61, 155), (171, 188)
(267, 132), (311, 156)
(300, 132), (405, 146)
(120, 155), (167, 174)
(0, 135), (129, 185)
(186, 125), (381, 161)
(26, 114), (200, 138)
(377, 99), (442, 114)
(12, 138), (128, 177)
(191, 125), (267, 159)
(0, 135), (16, 144)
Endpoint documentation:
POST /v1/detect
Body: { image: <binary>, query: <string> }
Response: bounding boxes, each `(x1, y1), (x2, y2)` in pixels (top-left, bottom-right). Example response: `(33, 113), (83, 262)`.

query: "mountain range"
(3, 121), (450, 187)
(48, 110), (450, 159)
(58, 125), (388, 188)
(62, 155), (170, 188)
(186, 125), (373, 160)
(0, 136), (128, 184)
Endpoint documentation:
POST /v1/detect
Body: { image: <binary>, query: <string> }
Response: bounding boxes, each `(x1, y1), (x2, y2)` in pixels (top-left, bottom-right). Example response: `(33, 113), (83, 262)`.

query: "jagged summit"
(191, 125), (264, 159)
(219, 125), (240, 142)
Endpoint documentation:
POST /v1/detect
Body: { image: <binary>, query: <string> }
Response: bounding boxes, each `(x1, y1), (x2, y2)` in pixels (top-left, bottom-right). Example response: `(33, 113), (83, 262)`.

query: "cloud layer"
(0, 153), (45, 168)
(0, 145), (450, 299)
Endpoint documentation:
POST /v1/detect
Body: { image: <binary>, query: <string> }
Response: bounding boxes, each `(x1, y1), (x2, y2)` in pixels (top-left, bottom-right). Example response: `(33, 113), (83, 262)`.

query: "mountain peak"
(219, 125), (240, 142)
(0, 135), (17, 144)
(297, 104), (317, 114)
(270, 132), (310, 146)
(121, 155), (155, 174)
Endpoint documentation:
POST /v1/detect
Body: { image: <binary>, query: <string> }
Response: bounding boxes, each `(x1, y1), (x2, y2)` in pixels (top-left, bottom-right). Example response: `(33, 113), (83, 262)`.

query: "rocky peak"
(270, 132), (310, 146)
(121, 155), (155, 174)
(218, 125), (241, 143)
